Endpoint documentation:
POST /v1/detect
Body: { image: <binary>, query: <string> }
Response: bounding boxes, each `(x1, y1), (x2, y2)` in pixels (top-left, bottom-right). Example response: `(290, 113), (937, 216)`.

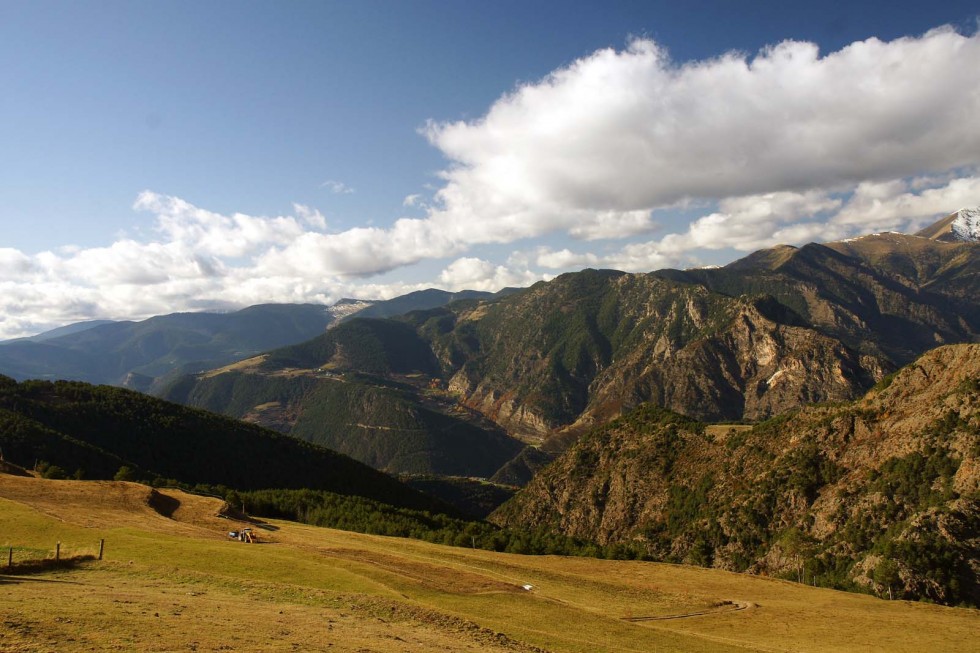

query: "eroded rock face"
(423, 233), (978, 441)
(584, 300), (883, 423)
(429, 269), (889, 436)
(491, 344), (980, 606)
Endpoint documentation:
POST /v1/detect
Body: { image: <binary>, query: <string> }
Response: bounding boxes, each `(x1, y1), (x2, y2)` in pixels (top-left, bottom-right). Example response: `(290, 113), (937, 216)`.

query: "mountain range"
(0, 304), (338, 393)
(160, 318), (526, 478)
(159, 215), (979, 487)
(0, 289), (514, 394)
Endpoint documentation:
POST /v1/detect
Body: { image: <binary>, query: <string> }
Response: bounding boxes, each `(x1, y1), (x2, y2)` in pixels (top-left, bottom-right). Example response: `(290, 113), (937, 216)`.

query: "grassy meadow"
(1, 475), (977, 652)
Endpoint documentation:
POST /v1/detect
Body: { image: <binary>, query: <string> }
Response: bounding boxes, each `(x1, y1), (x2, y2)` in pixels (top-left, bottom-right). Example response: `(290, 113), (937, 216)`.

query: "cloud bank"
(425, 27), (980, 227)
(3, 27), (980, 338)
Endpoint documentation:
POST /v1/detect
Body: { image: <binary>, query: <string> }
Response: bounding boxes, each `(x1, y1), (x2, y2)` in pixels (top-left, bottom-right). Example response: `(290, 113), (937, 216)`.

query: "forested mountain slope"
(161, 318), (525, 478)
(0, 375), (444, 512)
(491, 344), (980, 606)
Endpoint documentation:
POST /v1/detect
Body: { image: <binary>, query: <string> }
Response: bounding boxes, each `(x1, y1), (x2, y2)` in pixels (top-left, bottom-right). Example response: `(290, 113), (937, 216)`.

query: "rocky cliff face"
(420, 268), (890, 439)
(581, 298), (884, 426)
(491, 344), (980, 606)
(686, 234), (980, 366)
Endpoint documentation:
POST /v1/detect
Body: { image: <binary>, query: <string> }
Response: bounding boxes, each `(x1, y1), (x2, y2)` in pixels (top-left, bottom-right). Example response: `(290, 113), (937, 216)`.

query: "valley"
(7, 9), (980, 652)
(1, 217), (978, 629)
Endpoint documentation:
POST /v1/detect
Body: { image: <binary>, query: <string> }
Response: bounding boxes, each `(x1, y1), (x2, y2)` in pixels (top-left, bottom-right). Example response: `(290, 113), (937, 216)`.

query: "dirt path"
(622, 600), (752, 621)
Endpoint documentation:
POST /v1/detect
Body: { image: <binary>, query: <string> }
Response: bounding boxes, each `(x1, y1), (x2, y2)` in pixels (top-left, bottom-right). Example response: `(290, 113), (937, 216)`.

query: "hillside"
(167, 367), (524, 477)
(263, 317), (442, 375)
(2, 473), (977, 652)
(0, 375), (445, 512)
(160, 317), (527, 479)
(676, 232), (980, 365)
(348, 288), (506, 321)
(492, 344), (980, 606)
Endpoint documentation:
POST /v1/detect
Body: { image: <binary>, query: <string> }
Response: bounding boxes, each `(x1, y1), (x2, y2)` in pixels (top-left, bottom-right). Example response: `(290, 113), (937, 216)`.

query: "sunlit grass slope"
(2, 475), (977, 653)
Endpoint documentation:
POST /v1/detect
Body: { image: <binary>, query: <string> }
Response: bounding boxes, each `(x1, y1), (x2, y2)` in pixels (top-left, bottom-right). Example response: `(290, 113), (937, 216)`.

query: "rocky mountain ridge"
(416, 228), (977, 443)
(163, 221), (979, 485)
(428, 271), (887, 437)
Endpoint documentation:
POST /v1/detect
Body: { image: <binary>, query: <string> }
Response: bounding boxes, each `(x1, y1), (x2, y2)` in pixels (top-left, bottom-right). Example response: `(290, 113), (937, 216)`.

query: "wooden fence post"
(7, 547), (11, 569)
(56, 541), (60, 561)
(99, 539), (105, 560)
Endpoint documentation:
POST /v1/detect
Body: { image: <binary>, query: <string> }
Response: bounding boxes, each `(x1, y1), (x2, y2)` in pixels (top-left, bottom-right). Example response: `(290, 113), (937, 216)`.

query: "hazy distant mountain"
(348, 288), (519, 321)
(0, 288), (507, 393)
(0, 320), (117, 345)
(0, 304), (336, 392)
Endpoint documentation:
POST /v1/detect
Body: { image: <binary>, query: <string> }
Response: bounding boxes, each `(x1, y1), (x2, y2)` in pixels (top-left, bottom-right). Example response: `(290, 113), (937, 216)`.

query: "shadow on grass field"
(3, 554), (96, 576)
(1, 475), (978, 653)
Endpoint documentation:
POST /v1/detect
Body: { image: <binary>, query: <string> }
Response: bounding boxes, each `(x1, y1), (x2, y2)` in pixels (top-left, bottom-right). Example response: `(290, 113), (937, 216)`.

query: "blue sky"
(1, 1), (979, 338)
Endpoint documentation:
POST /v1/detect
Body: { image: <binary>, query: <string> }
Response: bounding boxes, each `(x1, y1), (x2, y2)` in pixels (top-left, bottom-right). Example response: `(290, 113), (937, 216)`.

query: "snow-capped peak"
(950, 207), (980, 242)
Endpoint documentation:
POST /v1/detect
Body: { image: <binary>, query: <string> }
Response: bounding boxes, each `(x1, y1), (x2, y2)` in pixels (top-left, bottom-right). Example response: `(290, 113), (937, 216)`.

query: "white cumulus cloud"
(437, 257), (541, 292)
(527, 174), (980, 274)
(423, 28), (980, 239)
(832, 174), (980, 231)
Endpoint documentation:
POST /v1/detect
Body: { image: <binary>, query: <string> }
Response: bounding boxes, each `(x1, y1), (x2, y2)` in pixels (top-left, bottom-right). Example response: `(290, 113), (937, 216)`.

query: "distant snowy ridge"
(950, 207), (980, 242)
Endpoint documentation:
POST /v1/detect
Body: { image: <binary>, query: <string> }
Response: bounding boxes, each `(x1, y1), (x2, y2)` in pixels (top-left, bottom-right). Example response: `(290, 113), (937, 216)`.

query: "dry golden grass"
(2, 475), (978, 652)
(704, 424), (753, 442)
(201, 355), (268, 378)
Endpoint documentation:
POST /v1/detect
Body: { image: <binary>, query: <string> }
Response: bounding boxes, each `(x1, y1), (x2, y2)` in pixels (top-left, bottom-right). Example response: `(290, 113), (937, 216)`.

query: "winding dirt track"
(621, 601), (752, 621)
